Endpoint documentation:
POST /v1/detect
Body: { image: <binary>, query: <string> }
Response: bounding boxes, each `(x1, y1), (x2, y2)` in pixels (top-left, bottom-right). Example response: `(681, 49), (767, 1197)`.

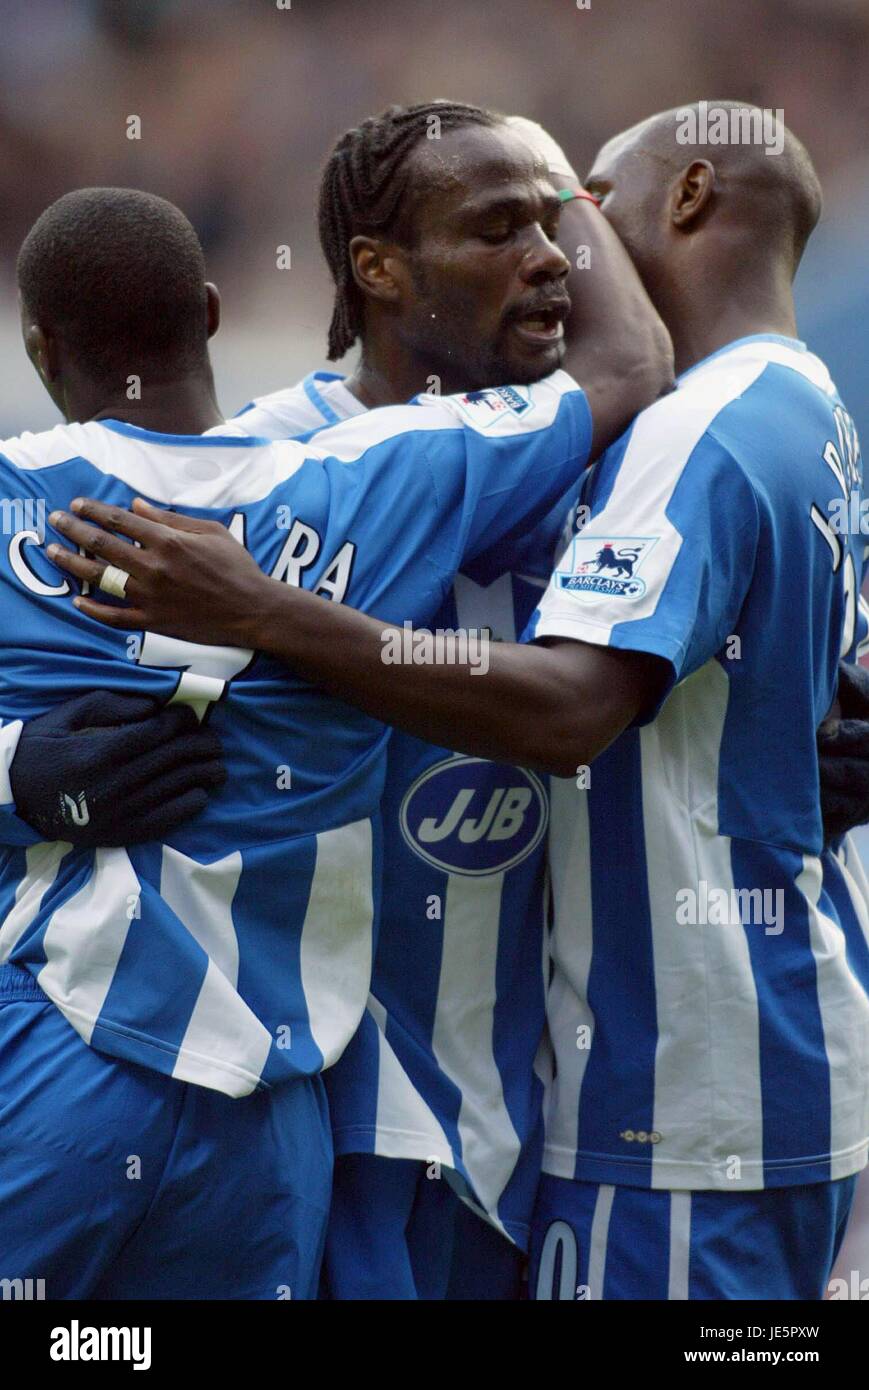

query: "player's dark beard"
(406, 267), (560, 392)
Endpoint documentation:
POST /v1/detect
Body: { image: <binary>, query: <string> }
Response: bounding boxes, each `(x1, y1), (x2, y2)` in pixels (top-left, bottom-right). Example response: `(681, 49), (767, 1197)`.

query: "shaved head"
(591, 104), (821, 272)
(585, 103), (823, 346)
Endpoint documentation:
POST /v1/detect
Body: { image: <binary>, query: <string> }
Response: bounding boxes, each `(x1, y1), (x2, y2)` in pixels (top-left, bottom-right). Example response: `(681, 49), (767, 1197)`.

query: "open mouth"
(511, 302), (568, 345)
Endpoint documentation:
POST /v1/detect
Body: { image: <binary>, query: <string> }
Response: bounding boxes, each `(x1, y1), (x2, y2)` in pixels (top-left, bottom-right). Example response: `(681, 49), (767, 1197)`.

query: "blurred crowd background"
(0, 0), (867, 438)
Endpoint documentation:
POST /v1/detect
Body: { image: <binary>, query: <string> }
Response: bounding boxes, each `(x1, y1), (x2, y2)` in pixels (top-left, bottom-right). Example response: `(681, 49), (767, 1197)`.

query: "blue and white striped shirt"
(528, 336), (869, 1189)
(0, 374), (590, 1099)
(231, 371), (576, 1245)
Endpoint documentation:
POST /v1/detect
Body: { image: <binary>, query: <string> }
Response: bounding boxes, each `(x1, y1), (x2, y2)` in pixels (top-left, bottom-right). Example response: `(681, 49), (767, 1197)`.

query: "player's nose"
(519, 224), (570, 284)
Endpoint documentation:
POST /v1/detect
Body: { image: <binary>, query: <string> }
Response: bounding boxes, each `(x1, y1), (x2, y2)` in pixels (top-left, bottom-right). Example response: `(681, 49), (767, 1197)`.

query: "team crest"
(556, 534), (658, 601)
(454, 385), (532, 428)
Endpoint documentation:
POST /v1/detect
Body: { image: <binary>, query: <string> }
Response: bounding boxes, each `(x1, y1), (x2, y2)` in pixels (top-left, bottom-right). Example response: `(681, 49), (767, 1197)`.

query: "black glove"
(818, 660), (869, 845)
(833, 659), (869, 721)
(9, 692), (226, 848)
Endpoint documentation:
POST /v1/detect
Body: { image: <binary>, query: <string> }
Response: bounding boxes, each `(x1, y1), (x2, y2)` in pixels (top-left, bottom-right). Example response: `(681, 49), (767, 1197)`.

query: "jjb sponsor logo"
(399, 755), (548, 876)
(454, 386), (533, 429)
(556, 534), (659, 601)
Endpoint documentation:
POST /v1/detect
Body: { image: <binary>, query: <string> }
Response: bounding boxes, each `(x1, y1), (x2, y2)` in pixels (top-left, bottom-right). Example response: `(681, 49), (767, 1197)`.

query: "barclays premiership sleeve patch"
(452, 385), (533, 429)
(555, 534), (660, 601)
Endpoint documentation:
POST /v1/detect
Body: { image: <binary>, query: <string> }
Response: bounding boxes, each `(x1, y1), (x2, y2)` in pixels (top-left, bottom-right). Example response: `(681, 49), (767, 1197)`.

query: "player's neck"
(345, 333), (473, 409)
(343, 358), (403, 409)
(667, 279), (798, 377)
(344, 349), (438, 410)
(70, 373), (224, 436)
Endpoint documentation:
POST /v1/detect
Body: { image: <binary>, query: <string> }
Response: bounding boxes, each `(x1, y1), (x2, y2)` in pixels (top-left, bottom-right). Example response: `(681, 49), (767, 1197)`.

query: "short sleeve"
(527, 427), (760, 698)
(305, 370), (593, 596)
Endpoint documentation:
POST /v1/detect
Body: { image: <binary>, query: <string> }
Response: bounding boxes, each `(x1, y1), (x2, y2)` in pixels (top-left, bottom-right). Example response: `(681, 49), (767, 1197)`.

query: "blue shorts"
(0, 964), (332, 1300)
(320, 1154), (524, 1300)
(530, 1174), (858, 1300)
(446, 1196), (525, 1301)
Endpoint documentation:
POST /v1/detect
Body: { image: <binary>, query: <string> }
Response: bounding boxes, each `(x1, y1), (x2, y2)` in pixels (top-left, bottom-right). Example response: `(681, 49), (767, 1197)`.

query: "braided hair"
(318, 101), (500, 361)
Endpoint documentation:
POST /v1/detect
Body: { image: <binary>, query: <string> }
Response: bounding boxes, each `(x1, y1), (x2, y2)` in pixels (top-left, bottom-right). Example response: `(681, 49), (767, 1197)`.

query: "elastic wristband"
(558, 187), (600, 207)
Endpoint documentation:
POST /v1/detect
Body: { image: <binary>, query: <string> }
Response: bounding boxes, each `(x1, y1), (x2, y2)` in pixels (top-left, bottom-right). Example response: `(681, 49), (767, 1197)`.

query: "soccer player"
(231, 102), (612, 1299)
(61, 107), (869, 1299)
(0, 175), (666, 1298)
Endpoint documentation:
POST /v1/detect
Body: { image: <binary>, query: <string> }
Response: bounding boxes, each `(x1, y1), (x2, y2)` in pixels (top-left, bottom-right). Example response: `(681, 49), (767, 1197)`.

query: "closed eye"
(478, 227), (513, 245)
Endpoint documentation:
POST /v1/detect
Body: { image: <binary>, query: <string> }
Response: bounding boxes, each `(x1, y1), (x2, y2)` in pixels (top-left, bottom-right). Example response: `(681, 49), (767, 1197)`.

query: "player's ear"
(349, 235), (405, 307)
(205, 283), (221, 340)
(22, 322), (59, 385)
(671, 159), (715, 230)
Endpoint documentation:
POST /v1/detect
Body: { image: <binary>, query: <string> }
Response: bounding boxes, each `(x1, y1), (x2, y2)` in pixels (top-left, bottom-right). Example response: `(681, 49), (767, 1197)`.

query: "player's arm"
(506, 116), (674, 456)
(43, 365), (596, 657)
(42, 507), (667, 775)
(41, 417), (756, 784)
(228, 598), (670, 777)
(557, 194), (672, 457)
(226, 588), (671, 776)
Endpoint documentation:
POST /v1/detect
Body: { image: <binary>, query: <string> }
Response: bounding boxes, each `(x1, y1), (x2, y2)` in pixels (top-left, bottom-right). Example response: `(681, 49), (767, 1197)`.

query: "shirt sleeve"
(228, 394), (322, 440)
(307, 370), (592, 594)
(526, 425), (761, 706)
(461, 483), (580, 590)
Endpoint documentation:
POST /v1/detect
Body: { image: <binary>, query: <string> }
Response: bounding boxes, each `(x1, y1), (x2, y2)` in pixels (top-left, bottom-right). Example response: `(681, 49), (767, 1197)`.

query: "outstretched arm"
(46, 501), (668, 777)
(240, 585), (669, 777)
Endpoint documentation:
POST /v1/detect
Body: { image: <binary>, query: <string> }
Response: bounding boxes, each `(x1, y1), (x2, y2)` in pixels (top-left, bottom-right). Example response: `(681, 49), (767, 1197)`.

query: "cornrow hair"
(318, 101), (501, 361)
